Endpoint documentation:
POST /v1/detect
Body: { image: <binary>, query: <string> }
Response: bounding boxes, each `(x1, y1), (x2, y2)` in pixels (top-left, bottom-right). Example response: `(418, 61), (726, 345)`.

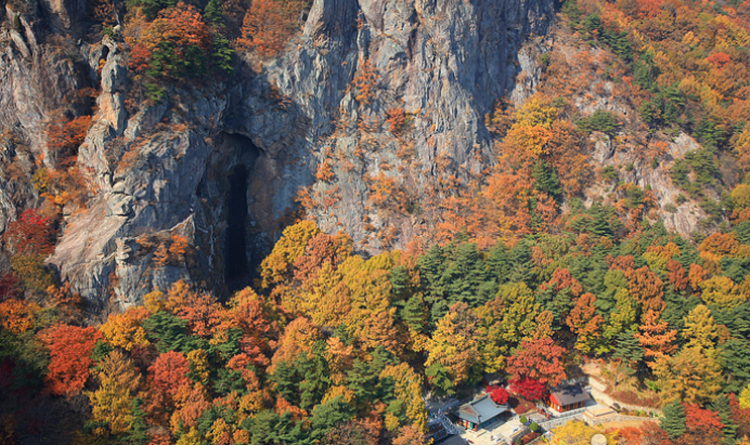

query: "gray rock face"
(5, 0), (704, 310)
(0, 0), (562, 308)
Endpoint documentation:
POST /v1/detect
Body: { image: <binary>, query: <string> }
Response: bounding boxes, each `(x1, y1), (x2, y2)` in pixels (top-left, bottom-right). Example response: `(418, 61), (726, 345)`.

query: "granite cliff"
(0, 0), (714, 310)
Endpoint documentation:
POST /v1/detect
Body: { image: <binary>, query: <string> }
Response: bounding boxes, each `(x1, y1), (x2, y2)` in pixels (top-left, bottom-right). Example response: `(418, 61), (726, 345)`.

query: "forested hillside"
(2, 0), (750, 443)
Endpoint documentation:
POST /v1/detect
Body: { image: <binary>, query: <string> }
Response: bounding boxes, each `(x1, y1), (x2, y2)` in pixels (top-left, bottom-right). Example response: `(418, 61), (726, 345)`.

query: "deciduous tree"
(88, 350), (142, 435)
(653, 345), (722, 405)
(506, 336), (566, 387)
(39, 325), (103, 396)
(425, 303), (484, 386)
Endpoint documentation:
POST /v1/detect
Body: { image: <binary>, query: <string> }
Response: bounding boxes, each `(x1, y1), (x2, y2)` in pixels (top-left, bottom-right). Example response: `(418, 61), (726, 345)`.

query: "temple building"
(456, 395), (509, 431)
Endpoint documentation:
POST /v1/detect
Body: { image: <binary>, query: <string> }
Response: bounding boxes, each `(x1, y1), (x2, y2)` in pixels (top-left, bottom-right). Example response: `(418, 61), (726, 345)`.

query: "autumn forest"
(2, 0), (750, 444)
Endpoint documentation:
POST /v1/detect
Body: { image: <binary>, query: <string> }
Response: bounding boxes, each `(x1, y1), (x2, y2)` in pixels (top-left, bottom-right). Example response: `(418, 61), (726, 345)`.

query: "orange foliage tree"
(237, 0), (308, 58)
(0, 298), (41, 334)
(566, 293), (604, 354)
(131, 3), (213, 79)
(46, 115), (92, 167)
(38, 325), (103, 396)
(506, 336), (567, 388)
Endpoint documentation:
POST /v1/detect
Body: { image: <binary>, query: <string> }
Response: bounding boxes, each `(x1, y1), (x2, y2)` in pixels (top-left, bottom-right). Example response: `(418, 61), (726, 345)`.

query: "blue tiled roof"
(457, 395), (508, 424)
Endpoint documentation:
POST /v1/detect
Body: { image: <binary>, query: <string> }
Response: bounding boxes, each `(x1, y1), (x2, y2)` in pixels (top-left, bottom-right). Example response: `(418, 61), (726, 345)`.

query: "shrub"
(540, 53), (550, 68)
(520, 415), (528, 424)
(385, 107), (406, 134)
(530, 422), (539, 432)
(603, 165), (618, 182)
(11, 255), (57, 293)
(578, 109), (620, 136)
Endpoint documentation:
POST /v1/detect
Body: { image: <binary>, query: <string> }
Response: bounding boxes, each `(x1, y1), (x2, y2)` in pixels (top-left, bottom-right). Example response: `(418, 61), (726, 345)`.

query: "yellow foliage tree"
(99, 307), (150, 351)
(653, 345), (722, 405)
(186, 349), (210, 386)
(260, 221), (321, 288)
(340, 253), (395, 340)
(551, 420), (616, 445)
(425, 303), (485, 386)
(87, 350), (142, 435)
(380, 363), (428, 433)
(683, 304), (721, 350)
(700, 276), (747, 310)
(740, 383), (750, 409)
(0, 299), (41, 334)
(143, 290), (166, 314)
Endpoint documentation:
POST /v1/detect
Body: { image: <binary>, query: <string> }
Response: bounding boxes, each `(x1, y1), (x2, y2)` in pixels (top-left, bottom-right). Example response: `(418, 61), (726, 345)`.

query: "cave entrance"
(224, 164), (249, 282)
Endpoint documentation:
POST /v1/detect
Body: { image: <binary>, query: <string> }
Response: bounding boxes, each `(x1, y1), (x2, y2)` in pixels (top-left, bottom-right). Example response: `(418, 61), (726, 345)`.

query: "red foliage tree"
(38, 325), (103, 396)
(175, 291), (226, 338)
(609, 255), (635, 272)
(729, 394), (750, 440)
(680, 404), (723, 445)
(637, 421), (674, 445)
(626, 266), (666, 315)
(145, 350), (192, 422)
(486, 385), (510, 405)
(1, 209), (55, 257)
(509, 377), (547, 401)
(292, 231), (352, 285)
(148, 351), (192, 399)
(229, 288), (281, 368)
(506, 337), (567, 387)
(707, 52), (732, 70)
(237, 0), (307, 58)
(0, 273), (19, 301)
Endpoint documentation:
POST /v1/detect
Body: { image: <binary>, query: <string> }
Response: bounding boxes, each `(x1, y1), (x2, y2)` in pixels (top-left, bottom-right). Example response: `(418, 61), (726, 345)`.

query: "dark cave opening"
(224, 164), (249, 282)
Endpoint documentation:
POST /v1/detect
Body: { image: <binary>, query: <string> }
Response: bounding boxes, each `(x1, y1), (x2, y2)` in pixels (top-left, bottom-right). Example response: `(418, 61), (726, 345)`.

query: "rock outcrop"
(0, 0), (710, 310)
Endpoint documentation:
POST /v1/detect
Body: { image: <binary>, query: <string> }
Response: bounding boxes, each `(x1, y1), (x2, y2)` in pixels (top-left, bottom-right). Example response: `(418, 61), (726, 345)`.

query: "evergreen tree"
(486, 241), (510, 286)
(507, 240), (536, 286)
(390, 265), (413, 302)
(203, 0), (223, 25)
(612, 330), (644, 366)
(240, 410), (301, 445)
(142, 311), (197, 353)
(661, 400), (687, 440)
(711, 394), (738, 445)
(425, 362), (455, 397)
(400, 294), (429, 334)
(125, 398), (148, 445)
(297, 347), (331, 410)
(309, 396), (354, 443)
(443, 242), (491, 308)
(419, 245), (448, 320)
(719, 338), (750, 394)
(531, 159), (562, 200)
(269, 360), (300, 405)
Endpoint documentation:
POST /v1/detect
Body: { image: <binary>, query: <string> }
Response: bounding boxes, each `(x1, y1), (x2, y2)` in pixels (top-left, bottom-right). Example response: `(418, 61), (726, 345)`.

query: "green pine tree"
(711, 394), (738, 445)
(661, 400), (686, 440)
(401, 294), (429, 334)
(425, 362), (455, 397)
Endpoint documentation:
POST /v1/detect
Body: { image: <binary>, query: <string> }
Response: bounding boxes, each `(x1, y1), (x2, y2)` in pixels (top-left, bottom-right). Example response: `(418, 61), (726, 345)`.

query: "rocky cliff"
(0, 0), (712, 310)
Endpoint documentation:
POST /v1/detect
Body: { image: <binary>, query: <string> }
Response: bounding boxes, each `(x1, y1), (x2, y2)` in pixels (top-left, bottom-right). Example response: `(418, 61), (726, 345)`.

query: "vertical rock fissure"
(224, 164), (249, 283)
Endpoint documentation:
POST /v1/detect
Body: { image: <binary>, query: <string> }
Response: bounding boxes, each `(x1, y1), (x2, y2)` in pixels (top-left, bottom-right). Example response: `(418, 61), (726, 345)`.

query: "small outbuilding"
(548, 383), (591, 413)
(457, 395), (509, 431)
